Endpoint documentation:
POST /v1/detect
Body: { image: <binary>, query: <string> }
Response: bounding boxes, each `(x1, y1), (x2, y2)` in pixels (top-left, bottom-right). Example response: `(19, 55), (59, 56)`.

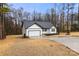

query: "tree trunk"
(0, 3), (6, 39)
(66, 5), (70, 35)
(78, 4), (79, 25)
(0, 18), (2, 39)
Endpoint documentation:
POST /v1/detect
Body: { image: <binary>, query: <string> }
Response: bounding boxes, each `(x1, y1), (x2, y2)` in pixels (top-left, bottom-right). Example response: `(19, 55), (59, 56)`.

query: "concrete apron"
(49, 36), (79, 53)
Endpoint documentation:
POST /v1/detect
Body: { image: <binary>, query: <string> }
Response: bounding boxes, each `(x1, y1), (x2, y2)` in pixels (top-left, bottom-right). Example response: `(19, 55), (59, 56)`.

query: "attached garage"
(25, 24), (42, 37)
(28, 30), (41, 37)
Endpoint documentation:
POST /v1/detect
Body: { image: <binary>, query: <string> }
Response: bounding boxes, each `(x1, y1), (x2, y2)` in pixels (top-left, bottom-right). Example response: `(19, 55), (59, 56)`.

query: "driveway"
(50, 36), (79, 53)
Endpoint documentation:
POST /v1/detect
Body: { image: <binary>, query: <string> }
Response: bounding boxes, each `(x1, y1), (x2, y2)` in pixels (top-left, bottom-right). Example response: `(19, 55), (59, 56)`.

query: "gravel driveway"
(50, 36), (79, 53)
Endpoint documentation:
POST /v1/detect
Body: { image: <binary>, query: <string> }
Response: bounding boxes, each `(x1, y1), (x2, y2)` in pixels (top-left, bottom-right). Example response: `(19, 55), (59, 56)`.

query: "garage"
(28, 30), (41, 37)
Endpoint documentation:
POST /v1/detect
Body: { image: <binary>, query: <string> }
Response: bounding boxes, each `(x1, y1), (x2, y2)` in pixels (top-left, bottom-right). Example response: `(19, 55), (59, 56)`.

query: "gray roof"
(23, 21), (53, 29)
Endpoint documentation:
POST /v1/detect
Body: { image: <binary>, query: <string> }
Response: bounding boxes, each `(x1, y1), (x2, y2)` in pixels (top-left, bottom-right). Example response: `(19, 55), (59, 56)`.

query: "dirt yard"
(0, 35), (79, 56)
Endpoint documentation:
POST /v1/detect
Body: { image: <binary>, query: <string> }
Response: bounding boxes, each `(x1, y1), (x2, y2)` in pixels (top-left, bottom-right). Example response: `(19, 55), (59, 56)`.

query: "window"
(43, 29), (47, 31)
(52, 28), (55, 32)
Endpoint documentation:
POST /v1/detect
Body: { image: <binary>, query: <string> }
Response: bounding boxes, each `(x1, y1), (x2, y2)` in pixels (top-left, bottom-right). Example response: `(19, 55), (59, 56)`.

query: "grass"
(44, 32), (79, 38)
(59, 32), (79, 36)
(0, 35), (79, 56)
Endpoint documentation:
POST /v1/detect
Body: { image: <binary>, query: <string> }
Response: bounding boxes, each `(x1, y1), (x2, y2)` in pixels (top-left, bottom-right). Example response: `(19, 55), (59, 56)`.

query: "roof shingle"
(23, 21), (53, 29)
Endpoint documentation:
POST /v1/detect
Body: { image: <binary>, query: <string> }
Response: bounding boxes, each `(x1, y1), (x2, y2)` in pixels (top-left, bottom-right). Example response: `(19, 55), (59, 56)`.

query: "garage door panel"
(28, 30), (41, 37)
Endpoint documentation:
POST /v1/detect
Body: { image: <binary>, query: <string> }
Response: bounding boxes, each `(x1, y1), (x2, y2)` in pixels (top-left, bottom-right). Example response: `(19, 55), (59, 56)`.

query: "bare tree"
(23, 11), (30, 20)
(32, 10), (36, 21)
(60, 3), (65, 32)
(50, 8), (57, 26)
(45, 12), (50, 22)
(36, 13), (42, 21)
(70, 4), (75, 31)
(78, 4), (79, 25)
(65, 3), (74, 35)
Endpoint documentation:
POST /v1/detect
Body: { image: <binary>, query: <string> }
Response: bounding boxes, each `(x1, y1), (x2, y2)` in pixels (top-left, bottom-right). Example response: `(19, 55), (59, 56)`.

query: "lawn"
(44, 32), (79, 38)
(0, 35), (79, 56)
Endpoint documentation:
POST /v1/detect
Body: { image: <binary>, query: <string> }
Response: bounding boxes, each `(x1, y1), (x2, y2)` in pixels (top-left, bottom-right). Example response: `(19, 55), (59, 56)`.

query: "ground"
(50, 36), (79, 53)
(0, 35), (79, 56)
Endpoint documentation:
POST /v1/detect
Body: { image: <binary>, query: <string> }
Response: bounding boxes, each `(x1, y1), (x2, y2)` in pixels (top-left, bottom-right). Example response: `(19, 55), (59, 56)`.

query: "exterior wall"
(50, 26), (57, 34)
(42, 26), (57, 34)
(22, 24), (57, 37)
(42, 29), (50, 34)
(25, 24), (42, 36)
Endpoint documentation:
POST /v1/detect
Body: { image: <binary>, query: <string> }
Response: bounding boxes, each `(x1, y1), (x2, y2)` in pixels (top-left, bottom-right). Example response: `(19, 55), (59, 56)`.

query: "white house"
(22, 20), (57, 37)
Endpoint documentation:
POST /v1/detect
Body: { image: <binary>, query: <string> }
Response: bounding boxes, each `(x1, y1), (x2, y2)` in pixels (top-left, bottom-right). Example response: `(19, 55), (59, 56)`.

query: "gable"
(27, 24), (42, 29)
(51, 26), (56, 29)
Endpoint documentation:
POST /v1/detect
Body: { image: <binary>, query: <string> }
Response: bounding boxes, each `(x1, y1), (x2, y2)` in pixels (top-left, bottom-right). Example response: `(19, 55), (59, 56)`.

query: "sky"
(9, 3), (61, 14)
(9, 3), (78, 14)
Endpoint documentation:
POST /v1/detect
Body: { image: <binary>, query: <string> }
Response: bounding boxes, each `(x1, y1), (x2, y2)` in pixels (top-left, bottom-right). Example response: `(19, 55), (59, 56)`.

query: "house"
(22, 20), (57, 37)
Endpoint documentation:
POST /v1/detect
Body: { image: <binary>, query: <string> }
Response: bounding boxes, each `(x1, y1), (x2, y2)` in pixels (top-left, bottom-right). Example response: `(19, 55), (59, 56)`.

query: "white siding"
(28, 24), (41, 29)
(22, 23), (57, 37)
(50, 26), (57, 34)
(25, 24), (42, 36)
(42, 29), (50, 34)
(42, 26), (57, 34)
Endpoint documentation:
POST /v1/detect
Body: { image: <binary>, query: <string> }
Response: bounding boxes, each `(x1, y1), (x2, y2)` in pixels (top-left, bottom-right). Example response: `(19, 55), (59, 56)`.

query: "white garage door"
(28, 30), (41, 37)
